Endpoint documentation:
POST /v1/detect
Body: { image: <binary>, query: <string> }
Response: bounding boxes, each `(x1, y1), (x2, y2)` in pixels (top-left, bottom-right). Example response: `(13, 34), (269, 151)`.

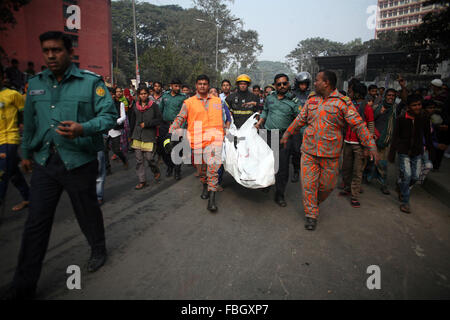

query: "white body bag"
(222, 114), (275, 189)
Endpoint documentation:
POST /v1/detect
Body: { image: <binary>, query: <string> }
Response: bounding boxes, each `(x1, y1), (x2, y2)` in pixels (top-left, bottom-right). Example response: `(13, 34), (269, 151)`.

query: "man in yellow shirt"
(0, 66), (30, 212)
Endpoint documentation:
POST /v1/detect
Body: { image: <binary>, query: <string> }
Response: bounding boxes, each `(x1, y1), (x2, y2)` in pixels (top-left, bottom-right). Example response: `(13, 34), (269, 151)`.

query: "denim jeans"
(96, 151), (106, 201)
(398, 154), (422, 205)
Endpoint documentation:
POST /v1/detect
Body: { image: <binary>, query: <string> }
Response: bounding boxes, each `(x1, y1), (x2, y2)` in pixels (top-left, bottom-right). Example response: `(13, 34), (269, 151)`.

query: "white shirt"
(219, 92), (229, 103)
(108, 102), (126, 138)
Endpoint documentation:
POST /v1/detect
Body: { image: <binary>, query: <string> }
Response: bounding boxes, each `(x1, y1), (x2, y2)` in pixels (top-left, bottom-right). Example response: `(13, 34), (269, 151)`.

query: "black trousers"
(159, 122), (182, 171)
(13, 152), (106, 291)
(267, 130), (292, 196)
(104, 135), (127, 170)
(290, 132), (302, 173)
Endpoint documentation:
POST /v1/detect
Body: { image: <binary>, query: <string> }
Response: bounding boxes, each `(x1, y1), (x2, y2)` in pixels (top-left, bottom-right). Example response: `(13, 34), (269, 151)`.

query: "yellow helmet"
(236, 74), (251, 84)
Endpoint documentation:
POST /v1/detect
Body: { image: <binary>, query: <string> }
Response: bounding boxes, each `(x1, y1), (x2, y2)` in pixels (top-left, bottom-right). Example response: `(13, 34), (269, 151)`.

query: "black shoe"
(166, 167), (173, 177)
(174, 167), (181, 180)
(275, 194), (287, 207)
(1, 285), (36, 300)
(381, 186), (390, 195)
(87, 250), (107, 273)
(291, 172), (299, 183)
(207, 191), (218, 212)
(305, 217), (317, 231)
(201, 184), (209, 200)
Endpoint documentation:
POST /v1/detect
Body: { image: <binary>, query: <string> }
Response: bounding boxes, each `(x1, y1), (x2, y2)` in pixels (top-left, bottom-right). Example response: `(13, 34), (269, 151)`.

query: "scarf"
(119, 96), (129, 107)
(136, 99), (153, 112)
(374, 100), (396, 149)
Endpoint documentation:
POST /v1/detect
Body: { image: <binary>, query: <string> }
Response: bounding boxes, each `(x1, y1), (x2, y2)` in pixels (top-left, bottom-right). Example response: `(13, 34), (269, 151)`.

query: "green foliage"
(287, 1), (449, 75)
(112, 0), (262, 87)
(397, 0), (450, 70)
(247, 61), (294, 87)
(286, 33), (401, 73)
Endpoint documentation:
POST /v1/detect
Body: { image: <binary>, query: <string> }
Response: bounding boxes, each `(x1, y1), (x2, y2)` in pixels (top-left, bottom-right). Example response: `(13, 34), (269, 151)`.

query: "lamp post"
(132, 0), (140, 85)
(195, 18), (240, 79)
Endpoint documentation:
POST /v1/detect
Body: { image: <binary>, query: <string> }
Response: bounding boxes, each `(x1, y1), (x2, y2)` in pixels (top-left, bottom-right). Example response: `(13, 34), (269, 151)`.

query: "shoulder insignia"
(81, 69), (101, 78)
(307, 91), (316, 98)
(340, 95), (353, 106)
(96, 86), (106, 97)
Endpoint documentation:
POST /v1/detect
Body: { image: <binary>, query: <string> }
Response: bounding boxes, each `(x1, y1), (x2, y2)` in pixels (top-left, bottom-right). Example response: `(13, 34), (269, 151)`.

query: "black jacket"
(225, 90), (260, 128)
(389, 110), (434, 162)
(129, 100), (162, 143)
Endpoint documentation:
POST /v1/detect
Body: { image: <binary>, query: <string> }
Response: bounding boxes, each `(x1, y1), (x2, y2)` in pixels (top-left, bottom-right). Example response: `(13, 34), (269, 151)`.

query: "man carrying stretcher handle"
(166, 75), (225, 213)
(280, 70), (378, 231)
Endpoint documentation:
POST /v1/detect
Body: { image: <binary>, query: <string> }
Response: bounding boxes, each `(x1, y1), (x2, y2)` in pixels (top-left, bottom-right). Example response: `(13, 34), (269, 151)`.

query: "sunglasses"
(276, 82), (288, 87)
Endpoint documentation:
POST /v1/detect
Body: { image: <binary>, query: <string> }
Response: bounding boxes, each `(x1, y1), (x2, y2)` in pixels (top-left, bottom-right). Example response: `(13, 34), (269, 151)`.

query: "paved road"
(1, 156), (450, 300)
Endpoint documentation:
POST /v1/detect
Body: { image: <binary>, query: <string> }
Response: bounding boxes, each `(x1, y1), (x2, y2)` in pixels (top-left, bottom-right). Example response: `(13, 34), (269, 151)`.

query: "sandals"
(350, 198), (361, 208)
(135, 182), (148, 190)
(12, 201), (30, 212)
(400, 204), (411, 214)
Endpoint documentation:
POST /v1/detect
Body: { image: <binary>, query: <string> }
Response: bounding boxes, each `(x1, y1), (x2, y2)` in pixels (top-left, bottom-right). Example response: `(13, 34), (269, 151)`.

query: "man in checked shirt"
(280, 70), (378, 231)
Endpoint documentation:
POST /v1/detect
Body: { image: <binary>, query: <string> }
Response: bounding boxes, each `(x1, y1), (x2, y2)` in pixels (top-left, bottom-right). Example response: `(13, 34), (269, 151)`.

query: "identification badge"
(29, 89), (46, 96)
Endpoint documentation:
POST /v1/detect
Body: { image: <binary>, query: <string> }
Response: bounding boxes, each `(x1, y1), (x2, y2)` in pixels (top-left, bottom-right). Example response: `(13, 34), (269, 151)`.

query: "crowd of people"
(1, 30), (450, 299)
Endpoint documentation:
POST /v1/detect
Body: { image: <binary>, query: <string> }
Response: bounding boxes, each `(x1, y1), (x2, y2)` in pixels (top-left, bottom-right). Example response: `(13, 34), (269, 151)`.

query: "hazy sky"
(147, 0), (378, 62)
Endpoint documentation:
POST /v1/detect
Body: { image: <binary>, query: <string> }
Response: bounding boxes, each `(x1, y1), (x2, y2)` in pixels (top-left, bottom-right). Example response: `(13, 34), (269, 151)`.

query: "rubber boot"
(174, 165), (181, 180)
(201, 184), (209, 200)
(207, 191), (218, 212)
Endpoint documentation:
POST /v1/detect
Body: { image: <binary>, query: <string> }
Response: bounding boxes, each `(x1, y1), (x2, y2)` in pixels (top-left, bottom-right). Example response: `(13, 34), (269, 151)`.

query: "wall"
(0, 0), (112, 79)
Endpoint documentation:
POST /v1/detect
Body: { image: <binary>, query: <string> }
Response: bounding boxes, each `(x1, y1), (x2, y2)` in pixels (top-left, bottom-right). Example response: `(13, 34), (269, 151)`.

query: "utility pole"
(132, 0), (140, 85)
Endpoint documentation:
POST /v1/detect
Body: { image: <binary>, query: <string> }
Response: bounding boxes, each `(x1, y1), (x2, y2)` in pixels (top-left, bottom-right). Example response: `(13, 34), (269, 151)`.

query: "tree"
(397, 0), (450, 71)
(0, 0), (32, 56)
(0, 0), (31, 31)
(286, 34), (400, 73)
(227, 29), (263, 76)
(111, 0), (262, 87)
(286, 37), (348, 73)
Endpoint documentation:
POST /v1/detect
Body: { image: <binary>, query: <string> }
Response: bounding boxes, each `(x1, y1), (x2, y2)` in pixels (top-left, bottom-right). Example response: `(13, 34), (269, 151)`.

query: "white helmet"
(295, 72), (312, 84)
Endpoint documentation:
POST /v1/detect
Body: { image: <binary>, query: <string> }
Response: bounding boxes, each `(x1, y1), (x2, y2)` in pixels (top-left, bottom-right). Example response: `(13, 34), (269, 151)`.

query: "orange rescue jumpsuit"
(285, 90), (376, 219)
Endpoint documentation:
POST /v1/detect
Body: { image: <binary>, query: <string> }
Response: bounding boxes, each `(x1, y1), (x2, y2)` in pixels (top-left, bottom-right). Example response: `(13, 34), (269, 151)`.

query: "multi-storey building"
(375, 0), (444, 38)
(0, 0), (112, 79)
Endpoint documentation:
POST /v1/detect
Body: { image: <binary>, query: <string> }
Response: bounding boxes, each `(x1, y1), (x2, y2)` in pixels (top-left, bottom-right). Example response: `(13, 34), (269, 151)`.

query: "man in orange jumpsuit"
(281, 70), (377, 231)
(168, 75), (224, 213)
